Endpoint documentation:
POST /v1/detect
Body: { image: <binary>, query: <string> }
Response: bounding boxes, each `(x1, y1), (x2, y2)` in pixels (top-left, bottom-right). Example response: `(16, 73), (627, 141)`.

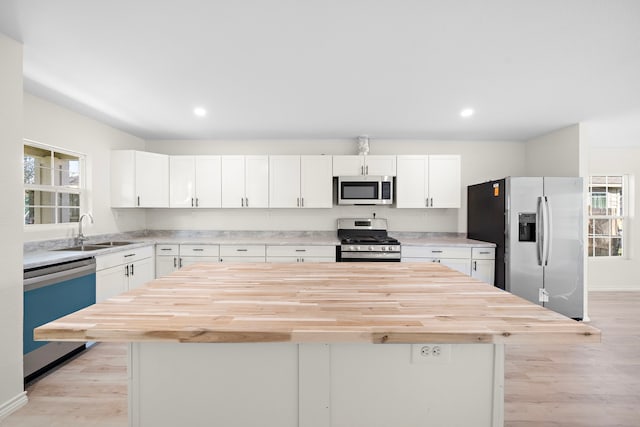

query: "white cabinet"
(219, 245), (266, 263)
(111, 150), (169, 207)
(96, 245), (155, 302)
(396, 155), (461, 208)
(155, 244), (180, 278)
(221, 156), (269, 208)
(269, 155), (332, 208)
(401, 245), (495, 285)
(401, 246), (471, 275)
(179, 244), (220, 268)
(471, 248), (495, 285)
(266, 245), (335, 263)
(332, 155), (396, 176)
(169, 156), (221, 208)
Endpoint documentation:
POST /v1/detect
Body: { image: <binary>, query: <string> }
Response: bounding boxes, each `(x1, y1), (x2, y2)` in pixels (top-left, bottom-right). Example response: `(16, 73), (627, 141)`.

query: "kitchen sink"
(93, 241), (135, 246)
(54, 245), (110, 252)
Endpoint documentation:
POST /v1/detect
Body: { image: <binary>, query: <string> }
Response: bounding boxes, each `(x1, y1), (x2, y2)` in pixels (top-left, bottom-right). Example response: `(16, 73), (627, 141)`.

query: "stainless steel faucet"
(77, 213), (94, 245)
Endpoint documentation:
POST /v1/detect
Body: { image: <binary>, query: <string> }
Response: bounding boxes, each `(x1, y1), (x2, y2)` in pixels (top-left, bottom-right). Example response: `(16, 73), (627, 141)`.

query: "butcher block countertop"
(35, 262), (599, 345)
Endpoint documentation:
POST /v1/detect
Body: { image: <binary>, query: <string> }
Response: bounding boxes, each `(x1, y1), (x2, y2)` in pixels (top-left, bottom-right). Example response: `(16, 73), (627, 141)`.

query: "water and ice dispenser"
(518, 213), (536, 242)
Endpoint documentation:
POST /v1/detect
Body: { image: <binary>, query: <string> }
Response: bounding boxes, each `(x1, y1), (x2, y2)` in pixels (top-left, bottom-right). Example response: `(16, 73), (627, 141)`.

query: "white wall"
(584, 119), (640, 290)
(525, 124), (581, 176)
(23, 94), (147, 242)
(0, 33), (26, 417)
(145, 139), (526, 232)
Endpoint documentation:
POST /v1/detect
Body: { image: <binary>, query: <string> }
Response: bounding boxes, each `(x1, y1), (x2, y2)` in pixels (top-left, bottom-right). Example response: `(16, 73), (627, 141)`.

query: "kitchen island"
(35, 262), (599, 427)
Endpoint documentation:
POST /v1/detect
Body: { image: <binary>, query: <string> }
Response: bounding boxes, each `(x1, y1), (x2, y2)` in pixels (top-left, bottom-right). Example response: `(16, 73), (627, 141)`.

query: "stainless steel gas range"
(336, 218), (401, 262)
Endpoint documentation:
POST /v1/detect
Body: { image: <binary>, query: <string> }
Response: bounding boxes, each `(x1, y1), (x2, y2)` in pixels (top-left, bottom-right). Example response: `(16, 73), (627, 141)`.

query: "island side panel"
(130, 342), (504, 427)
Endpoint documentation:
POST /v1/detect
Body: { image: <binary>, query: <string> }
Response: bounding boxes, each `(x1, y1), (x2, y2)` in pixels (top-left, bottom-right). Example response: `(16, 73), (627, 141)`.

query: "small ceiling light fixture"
(460, 108), (474, 118)
(193, 107), (207, 117)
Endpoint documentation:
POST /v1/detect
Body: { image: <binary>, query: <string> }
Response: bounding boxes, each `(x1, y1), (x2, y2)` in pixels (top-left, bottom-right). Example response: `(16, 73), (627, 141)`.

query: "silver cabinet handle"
(361, 165), (364, 175)
(125, 265), (129, 277)
(196, 198), (199, 207)
(236, 249), (248, 252)
(179, 258), (183, 268)
(241, 198), (244, 207)
(365, 165), (369, 175)
(473, 261), (477, 271)
(137, 196), (140, 206)
(426, 198), (429, 207)
(431, 250), (443, 253)
(245, 197), (249, 207)
(173, 257), (177, 268)
(295, 249), (306, 252)
(160, 248), (172, 251)
(297, 197), (300, 207)
(130, 263), (134, 276)
(301, 197), (304, 207)
(191, 198), (194, 207)
(192, 248), (204, 252)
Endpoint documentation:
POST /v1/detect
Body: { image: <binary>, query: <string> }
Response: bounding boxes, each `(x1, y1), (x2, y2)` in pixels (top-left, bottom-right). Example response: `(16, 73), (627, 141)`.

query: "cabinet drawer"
(266, 245), (335, 257)
(180, 244), (220, 257)
(401, 246), (471, 259)
(472, 247), (495, 259)
(96, 245), (154, 270)
(220, 245), (266, 257)
(156, 244), (179, 256)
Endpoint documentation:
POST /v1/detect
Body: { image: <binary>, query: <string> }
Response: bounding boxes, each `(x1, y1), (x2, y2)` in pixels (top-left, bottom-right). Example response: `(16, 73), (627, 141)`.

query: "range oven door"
(337, 248), (401, 262)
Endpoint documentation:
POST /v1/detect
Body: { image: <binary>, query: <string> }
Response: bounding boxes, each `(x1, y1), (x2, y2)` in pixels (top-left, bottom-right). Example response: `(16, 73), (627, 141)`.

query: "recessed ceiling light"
(193, 107), (207, 117)
(460, 108), (474, 118)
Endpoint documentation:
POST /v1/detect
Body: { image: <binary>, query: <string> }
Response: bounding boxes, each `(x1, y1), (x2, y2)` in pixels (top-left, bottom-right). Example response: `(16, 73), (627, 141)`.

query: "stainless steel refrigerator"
(467, 177), (584, 319)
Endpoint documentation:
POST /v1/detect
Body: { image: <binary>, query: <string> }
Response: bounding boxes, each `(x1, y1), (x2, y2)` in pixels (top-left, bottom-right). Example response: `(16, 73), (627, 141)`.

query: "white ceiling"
(1, 0), (639, 141)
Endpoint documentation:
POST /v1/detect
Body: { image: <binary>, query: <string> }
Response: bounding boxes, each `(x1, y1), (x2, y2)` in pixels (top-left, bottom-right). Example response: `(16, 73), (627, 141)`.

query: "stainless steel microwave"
(337, 176), (393, 205)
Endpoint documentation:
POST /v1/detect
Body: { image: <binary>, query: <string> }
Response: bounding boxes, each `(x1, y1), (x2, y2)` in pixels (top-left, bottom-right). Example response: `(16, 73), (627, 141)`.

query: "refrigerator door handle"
(544, 196), (553, 266)
(536, 197), (544, 266)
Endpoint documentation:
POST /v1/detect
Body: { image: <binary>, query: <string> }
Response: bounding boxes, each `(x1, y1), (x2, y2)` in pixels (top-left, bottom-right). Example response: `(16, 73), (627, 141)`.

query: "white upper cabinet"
(111, 150), (169, 208)
(396, 155), (461, 208)
(269, 155), (332, 208)
(300, 155), (332, 208)
(170, 156), (221, 208)
(221, 155), (269, 208)
(332, 155), (396, 176)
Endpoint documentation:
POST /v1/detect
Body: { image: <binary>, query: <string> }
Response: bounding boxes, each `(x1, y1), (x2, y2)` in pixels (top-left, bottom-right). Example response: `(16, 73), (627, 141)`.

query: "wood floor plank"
(3, 291), (639, 427)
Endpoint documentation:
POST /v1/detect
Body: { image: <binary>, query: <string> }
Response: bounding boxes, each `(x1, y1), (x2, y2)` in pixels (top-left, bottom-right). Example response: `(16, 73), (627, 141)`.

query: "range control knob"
(349, 245), (356, 251)
(380, 246), (387, 251)
(368, 246), (374, 251)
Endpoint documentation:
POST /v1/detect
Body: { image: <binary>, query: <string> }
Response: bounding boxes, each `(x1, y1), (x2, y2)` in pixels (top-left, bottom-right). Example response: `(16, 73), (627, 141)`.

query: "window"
(23, 141), (84, 225)
(587, 175), (626, 257)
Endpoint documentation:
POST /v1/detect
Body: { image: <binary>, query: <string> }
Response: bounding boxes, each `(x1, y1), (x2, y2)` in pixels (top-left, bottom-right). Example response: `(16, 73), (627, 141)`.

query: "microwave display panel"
(341, 182), (379, 200)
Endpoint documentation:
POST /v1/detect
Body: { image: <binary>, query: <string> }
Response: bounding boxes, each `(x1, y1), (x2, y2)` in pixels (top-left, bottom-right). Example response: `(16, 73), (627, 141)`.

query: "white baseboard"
(0, 391), (28, 421)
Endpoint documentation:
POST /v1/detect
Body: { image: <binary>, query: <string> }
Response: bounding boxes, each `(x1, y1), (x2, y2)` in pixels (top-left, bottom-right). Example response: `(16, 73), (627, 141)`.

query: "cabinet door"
(169, 156), (196, 208)
(110, 150), (136, 207)
(245, 155), (269, 208)
(300, 155), (333, 208)
(428, 155), (461, 208)
(471, 259), (495, 285)
(269, 156), (300, 208)
(156, 256), (178, 278)
(365, 155), (396, 176)
(195, 156), (221, 208)
(396, 156), (428, 208)
(440, 258), (471, 275)
(221, 156), (246, 208)
(136, 151), (169, 207)
(96, 265), (127, 302)
(129, 257), (155, 290)
(179, 256), (220, 268)
(332, 155), (364, 176)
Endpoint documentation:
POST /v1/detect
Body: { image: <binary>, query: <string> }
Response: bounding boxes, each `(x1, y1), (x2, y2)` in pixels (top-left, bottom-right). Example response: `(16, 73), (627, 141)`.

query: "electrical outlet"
(411, 344), (452, 364)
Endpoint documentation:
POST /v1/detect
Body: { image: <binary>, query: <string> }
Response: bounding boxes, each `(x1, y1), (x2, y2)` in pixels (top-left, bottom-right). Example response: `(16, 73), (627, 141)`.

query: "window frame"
(587, 174), (631, 259)
(23, 139), (86, 227)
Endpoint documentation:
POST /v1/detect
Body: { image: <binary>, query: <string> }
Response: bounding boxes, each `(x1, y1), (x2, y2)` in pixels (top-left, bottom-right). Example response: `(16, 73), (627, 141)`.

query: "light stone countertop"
(23, 230), (494, 270)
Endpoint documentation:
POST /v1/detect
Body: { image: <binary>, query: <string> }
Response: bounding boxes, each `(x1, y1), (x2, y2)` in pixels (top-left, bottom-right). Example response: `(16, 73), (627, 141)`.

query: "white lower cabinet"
(471, 248), (496, 284)
(266, 245), (336, 263)
(179, 244), (220, 268)
(401, 245), (495, 285)
(219, 245), (266, 263)
(155, 244), (180, 278)
(96, 245), (155, 302)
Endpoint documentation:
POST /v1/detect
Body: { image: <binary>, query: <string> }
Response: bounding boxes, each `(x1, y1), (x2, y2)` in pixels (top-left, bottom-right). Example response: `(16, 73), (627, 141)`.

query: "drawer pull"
(431, 250), (443, 253)
(295, 249), (306, 252)
(479, 251), (490, 254)
(192, 248), (204, 252)
(124, 253), (136, 258)
(161, 248), (172, 251)
(236, 249), (248, 252)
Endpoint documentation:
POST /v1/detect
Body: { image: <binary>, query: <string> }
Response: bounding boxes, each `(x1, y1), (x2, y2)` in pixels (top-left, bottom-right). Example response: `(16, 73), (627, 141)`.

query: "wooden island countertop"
(35, 262), (599, 345)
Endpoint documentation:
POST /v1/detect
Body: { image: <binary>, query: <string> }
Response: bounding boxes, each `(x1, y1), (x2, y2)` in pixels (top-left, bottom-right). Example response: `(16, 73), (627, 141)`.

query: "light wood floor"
(2, 291), (639, 427)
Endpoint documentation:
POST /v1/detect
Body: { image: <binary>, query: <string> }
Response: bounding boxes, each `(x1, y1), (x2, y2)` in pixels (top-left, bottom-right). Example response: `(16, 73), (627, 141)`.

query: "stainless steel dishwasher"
(23, 257), (96, 382)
